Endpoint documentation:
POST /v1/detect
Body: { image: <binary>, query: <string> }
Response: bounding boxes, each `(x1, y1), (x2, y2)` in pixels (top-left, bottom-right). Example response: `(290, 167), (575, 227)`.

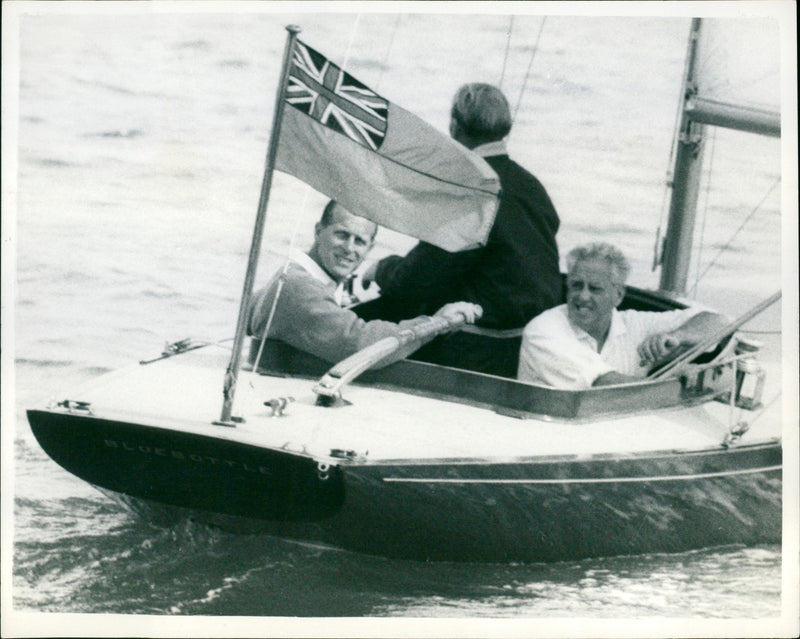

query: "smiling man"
(517, 242), (728, 389)
(247, 200), (482, 366)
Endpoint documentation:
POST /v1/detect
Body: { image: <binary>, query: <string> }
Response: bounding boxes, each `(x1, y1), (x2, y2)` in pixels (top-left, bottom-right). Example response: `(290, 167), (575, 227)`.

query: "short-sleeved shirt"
(517, 304), (700, 389)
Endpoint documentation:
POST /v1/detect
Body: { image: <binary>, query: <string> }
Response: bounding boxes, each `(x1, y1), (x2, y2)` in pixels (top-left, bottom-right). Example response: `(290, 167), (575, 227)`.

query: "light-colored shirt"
(288, 249), (352, 307)
(517, 304), (700, 389)
(472, 140), (508, 158)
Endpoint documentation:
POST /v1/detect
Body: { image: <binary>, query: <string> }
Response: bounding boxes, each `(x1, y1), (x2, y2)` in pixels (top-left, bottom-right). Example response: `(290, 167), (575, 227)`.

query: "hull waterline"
(27, 406), (781, 562)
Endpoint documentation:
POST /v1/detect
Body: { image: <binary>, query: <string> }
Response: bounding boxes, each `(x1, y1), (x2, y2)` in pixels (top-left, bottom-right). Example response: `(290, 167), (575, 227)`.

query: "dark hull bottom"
(27, 410), (344, 522)
(28, 410), (782, 562)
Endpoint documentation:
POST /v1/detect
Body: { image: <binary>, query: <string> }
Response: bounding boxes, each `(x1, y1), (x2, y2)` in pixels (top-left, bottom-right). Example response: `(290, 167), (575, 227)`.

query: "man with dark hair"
(248, 200), (481, 366)
(361, 83), (561, 377)
(518, 242), (728, 389)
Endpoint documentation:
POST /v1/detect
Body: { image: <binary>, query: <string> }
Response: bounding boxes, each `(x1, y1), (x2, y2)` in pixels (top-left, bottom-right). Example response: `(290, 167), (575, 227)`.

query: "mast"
(659, 18), (705, 295)
(659, 18), (782, 295)
(218, 25), (301, 425)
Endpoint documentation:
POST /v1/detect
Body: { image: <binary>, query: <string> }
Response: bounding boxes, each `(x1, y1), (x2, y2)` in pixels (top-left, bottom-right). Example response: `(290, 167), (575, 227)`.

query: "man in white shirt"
(517, 242), (728, 389)
(247, 200), (481, 366)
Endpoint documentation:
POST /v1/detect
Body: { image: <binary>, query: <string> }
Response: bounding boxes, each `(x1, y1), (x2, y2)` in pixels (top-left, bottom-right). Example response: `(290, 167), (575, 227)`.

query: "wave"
(218, 59), (250, 69)
(140, 289), (182, 300)
(174, 39), (211, 51)
(15, 358), (74, 368)
(83, 129), (145, 139)
(35, 157), (77, 168)
(81, 365), (116, 376)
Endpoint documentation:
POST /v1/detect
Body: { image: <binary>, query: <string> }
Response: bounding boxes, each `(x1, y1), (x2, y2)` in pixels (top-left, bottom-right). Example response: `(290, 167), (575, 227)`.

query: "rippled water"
(4, 3), (796, 637)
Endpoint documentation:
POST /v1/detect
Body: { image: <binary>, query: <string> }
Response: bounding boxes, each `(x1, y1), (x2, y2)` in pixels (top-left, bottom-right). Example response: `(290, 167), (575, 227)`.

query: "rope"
(499, 16), (514, 90)
(512, 16), (547, 124)
(693, 176), (780, 285)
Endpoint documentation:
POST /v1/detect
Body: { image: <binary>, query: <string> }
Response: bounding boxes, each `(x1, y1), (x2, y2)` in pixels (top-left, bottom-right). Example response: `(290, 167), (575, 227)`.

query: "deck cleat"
(264, 396), (295, 417)
(54, 399), (93, 414)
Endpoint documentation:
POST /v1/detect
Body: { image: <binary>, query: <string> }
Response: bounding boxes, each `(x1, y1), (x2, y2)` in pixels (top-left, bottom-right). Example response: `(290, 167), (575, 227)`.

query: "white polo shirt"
(517, 304), (701, 389)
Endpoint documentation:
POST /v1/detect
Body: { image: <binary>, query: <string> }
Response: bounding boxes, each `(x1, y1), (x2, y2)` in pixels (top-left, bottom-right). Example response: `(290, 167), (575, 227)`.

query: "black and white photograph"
(2, 1), (797, 637)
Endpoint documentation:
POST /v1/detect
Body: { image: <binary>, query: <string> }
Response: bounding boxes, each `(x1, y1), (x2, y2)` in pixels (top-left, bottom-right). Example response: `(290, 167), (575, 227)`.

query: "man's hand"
(637, 331), (683, 366)
(360, 260), (378, 287)
(434, 302), (483, 325)
(637, 311), (729, 369)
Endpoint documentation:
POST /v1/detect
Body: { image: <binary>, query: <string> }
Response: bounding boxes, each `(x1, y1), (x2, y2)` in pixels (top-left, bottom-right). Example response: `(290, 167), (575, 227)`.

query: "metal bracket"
(265, 396), (294, 417)
(722, 421), (750, 448)
(55, 399), (93, 414)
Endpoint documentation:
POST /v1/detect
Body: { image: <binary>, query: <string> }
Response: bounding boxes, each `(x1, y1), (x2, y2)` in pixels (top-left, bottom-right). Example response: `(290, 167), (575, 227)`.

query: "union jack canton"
(285, 40), (389, 151)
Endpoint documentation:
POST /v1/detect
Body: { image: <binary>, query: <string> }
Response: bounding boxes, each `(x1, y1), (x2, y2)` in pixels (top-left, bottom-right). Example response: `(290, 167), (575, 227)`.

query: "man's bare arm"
(637, 311), (729, 367)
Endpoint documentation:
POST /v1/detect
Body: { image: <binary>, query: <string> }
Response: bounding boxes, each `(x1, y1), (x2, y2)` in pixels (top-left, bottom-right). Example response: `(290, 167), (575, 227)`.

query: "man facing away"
(360, 83), (562, 378)
(247, 200), (481, 367)
(517, 242), (729, 389)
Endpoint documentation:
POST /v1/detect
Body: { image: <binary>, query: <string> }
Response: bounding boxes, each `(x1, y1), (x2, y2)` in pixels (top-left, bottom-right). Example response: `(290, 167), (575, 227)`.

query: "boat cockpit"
(248, 286), (765, 423)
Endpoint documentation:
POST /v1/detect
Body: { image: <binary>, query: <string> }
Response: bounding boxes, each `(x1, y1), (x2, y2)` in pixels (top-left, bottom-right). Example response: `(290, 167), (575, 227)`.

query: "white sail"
(688, 18), (781, 136)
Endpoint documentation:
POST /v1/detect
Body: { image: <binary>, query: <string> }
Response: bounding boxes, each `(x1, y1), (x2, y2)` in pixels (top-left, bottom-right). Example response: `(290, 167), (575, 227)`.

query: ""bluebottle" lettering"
(103, 439), (272, 475)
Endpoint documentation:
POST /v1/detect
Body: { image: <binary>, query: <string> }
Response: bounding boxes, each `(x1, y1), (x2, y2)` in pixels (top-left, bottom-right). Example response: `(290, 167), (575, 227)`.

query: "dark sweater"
(373, 153), (562, 330)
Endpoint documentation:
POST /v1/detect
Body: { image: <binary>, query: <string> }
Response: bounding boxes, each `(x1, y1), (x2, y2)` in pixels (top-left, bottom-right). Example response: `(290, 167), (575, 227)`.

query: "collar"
(607, 308), (627, 340)
(290, 248), (351, 306)
(472, 140), (508, 158)
(567, 307), (627, 352)
(290, 248), (337, 287)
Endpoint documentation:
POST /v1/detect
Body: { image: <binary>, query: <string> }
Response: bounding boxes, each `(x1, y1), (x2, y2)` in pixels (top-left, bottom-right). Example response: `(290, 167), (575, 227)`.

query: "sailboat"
(26, 17), (784, 562)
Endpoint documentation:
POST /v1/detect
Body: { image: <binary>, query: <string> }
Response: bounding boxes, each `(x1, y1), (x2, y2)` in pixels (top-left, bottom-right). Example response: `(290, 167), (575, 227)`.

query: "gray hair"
(451, 83), (512, 142)
(566, 243), (631, 285)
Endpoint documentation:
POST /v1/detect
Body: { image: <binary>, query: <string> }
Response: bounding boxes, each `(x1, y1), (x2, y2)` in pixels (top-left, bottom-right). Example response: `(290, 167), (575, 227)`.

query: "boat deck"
(43, 340), (780, 467)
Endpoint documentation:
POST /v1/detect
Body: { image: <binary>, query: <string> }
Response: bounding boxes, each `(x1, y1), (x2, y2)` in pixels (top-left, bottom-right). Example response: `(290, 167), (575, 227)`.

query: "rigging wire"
(653, 18), (698, 272)
(512, 16), (547, 124)
(374, 14), (402, 91)
(692, 176), (780, 286)
(248, 188), (312, 389)
(499, 16), (514, 90)
(689, 127), (717, 298)
(248, 13), (366, 391)
(340, 13), (362, 71)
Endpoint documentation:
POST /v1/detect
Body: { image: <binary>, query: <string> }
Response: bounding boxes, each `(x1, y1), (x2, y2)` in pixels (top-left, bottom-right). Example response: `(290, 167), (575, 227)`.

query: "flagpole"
(218, 24), (301, 425)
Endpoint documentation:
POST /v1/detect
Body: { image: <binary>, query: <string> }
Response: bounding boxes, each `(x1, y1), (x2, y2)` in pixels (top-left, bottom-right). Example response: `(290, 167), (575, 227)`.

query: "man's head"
(449, 83), (512, 149)
(308, 200), (377, 282)
(565, 243), (630, 343)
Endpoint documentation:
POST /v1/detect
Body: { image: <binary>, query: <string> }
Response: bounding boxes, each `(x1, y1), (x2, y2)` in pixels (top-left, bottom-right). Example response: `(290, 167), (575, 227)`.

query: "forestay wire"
(512, 16), (547, 124)
(374, 14), (402, 91)
(499, 16), (514, 90)
(248, 187), (312, 385)
(246, 14), (376, 386)
(692, 175), (780, 290)
(690, 128), (717, 298)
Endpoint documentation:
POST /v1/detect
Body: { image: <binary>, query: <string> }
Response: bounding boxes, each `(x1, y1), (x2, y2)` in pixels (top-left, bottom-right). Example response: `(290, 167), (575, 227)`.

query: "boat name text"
(103, 439), (272, 475)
